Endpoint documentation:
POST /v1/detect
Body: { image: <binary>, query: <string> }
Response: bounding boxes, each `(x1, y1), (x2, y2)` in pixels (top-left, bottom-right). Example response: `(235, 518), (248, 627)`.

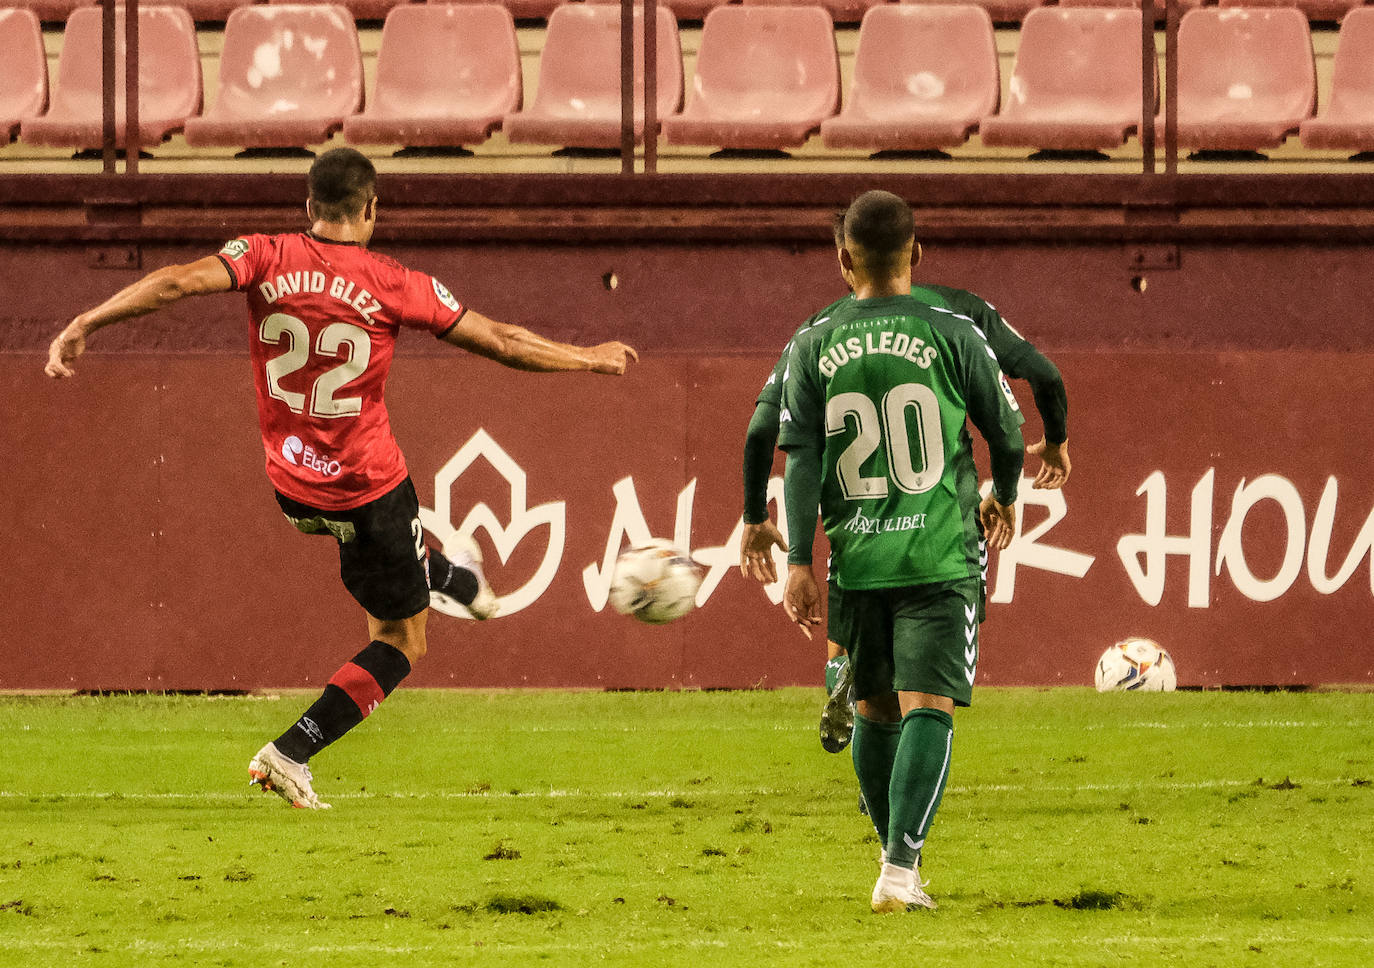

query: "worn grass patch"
(0, 688), (1369, 967)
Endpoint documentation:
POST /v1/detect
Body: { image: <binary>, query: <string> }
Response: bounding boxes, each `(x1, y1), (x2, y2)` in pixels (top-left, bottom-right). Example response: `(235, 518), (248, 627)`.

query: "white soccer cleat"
(248, 742), (330, 810)
(430, 534), (499, 621)
(871, 862), (937, 913)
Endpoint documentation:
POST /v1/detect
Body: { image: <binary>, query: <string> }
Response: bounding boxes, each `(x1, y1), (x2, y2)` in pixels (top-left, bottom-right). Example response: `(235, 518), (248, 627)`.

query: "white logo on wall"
(423, 429), (1374, 621)
(420, 430), (567, 619)
(280, 435), (342, 476)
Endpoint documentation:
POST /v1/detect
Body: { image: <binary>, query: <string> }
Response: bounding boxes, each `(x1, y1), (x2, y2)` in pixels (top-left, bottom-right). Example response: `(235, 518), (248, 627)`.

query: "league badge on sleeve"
(432, 278), (462, 313)
(219, 238), (250, 261)
(998, 371), (1021, 411)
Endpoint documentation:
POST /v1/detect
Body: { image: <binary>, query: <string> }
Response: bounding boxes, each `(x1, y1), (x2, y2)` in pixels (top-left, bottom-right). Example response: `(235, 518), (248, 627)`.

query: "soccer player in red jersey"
(45, 149), (638, 809)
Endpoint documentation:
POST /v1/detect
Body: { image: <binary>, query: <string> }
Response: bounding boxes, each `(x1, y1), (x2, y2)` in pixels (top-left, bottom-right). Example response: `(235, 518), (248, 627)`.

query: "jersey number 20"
(260, 314), (371, 418)
(826, 383), (945, 499)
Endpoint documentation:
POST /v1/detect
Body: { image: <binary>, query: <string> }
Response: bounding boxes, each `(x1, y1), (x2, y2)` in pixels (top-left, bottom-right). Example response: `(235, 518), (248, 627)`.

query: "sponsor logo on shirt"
(219, 238), (250, 261)
(280, 435), (343, 477)
(998, 372), (1022, 412)
(842, 507), (928, 536)
(432, 278), (461, 313)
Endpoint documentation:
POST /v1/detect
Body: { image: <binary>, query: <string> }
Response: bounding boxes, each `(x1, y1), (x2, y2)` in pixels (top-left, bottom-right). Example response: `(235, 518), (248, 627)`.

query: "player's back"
(217, 232), (465, 510)
(781, 293), (1021, 589)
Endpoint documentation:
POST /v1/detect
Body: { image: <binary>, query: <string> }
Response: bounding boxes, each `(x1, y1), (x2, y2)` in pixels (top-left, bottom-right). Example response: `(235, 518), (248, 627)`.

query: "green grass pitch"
(0, 688), (1370, 967)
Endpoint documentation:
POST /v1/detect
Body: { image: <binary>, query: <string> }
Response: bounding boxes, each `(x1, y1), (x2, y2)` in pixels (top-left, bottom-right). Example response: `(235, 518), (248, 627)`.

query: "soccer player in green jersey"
(778, 191), (1025, 913)
(740, 210), (1070, 739)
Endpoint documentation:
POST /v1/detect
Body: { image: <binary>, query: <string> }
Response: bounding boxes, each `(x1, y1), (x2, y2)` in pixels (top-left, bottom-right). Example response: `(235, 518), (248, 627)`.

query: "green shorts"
(828, 570), (984, 654)
(831, 577), (981, 707)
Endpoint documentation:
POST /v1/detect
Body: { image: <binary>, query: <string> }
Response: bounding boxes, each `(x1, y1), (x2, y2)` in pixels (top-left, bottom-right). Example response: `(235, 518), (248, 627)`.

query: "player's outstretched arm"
(442, 310), (637, 374)
(45, 256), (234, 379)
(1010, 348), (1070, 489)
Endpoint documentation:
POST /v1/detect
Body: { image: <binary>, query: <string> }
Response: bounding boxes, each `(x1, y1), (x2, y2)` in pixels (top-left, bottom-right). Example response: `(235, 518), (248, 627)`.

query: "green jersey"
(778, 293), (1025, 590)
(756, 295), (849, 409)
(757, 286), (1032, 410)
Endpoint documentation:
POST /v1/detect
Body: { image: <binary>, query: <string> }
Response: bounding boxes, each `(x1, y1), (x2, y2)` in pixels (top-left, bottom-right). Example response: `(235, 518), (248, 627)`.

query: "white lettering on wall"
(1215, 475), (1307, 603)
(1117, 470), (1215, 608)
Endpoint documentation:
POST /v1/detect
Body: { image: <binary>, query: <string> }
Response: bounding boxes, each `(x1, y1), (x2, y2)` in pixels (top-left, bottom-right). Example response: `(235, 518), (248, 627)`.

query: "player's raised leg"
(428, 534), (498, 620)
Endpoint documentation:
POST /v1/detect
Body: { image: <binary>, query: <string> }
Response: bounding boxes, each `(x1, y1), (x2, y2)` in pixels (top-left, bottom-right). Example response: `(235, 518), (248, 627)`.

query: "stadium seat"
(429, 0), (563, 23)
(166, 0), (254, 22)
(662, 6), (839, 151)
(742, 0), (883, 27)
(1300, 8), (1374, 152)
(583, 0), (730, 23)
(0, 8), (47, 143)
(269, 0), (403, 22)
(20, 5), (201, 151)
(1058, 0), (1203, 12)
(1217, 0), (1360, 25)
(10, 0), (90, 25)
(819, 5), (998, 152)
(980, 8), (1152, 152)
(1155, 8), (1315, 153)
(344, 5), (521, 149)
(183, 5), (363, 150)
(899, 0), (1042, 27)
(503, 4), (682, 149)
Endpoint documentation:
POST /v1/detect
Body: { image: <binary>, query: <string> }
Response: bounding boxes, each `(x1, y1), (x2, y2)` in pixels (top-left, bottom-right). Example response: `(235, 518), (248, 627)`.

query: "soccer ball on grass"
(608, 539), (703, 625)
(1094, 638), (1177, 692)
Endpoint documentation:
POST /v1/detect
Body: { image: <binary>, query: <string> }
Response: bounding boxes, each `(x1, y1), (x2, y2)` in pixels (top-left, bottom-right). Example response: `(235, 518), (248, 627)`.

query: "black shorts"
(275, 477), (429, 621)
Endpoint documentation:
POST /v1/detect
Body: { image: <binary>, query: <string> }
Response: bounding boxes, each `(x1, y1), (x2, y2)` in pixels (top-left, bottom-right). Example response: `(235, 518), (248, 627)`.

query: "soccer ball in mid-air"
(608, 540), (703, 625)
(1094, 638), (1177, 692)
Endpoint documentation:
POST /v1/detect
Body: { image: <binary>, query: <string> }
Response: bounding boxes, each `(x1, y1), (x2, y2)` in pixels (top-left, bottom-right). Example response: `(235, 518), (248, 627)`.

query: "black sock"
(428, 549), (479, 605)
(273, 640), (412, 763)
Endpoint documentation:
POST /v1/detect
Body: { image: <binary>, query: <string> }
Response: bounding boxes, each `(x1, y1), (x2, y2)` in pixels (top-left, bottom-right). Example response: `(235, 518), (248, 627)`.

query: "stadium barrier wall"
(2, 176), (1373, 690)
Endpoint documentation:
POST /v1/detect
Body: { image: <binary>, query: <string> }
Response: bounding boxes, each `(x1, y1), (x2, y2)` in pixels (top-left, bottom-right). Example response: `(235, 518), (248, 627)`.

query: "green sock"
(851, 714), (901, 848)
(886, 707), (955, 869)
(824, 655), (848, 693)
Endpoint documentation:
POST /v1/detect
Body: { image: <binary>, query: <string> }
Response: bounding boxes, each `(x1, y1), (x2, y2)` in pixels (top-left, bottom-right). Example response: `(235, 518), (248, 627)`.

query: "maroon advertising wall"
(3, 349), (1372, 691)
(3, 227), (1373, 690)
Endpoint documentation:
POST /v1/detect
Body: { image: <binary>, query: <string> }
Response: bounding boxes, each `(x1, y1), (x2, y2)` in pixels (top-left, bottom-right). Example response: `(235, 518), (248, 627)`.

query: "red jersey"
(217, 232), (465, 511)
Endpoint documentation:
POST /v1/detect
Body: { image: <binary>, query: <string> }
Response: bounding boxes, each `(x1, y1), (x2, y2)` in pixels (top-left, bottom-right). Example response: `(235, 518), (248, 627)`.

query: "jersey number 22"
(260, 314), (371, 419)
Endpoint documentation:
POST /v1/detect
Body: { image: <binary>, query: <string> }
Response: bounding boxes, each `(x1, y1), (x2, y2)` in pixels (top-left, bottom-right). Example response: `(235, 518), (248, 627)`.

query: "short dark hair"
(308, 148), (377, 222)
(830, 209), (847, 248)
(843, 190), (915, 271)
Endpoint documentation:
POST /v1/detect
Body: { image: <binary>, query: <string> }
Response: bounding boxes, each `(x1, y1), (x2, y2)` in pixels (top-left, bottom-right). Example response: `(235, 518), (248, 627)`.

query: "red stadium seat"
(269, 0), (402, 22)
(8, 0), (91, 25)
(503, 4), (682, 149)
(167, 0), (255, 22)
(661, 6), (839, 151)
(582, 0), (730, 23)
(1057, 0), (1203, 12)
(1217, 0), (1360, 25)
(742, 0), (883, 27)
(429, 0), (562, 22)
(0, 8), (47, 143)
(899, 0), (1042, 27)
(819, 5), (998, 153)
(980, 8), (1153, 152)
(1154, 8), (1314, 153)
(21, 5), (201, 150)
(1300, 8), (1374, 153)
(183, 5), (362, 150)
(344, 4), (521, 149)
